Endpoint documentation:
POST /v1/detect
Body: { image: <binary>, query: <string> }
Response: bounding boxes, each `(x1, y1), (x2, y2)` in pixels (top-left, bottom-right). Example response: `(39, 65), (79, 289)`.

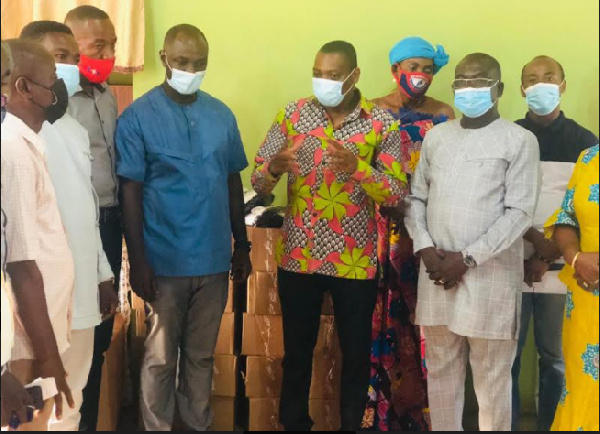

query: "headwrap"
(389, 36), (449, 74)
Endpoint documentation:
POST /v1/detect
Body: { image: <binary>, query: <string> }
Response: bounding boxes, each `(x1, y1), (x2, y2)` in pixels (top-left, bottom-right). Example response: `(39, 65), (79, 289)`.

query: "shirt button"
(191, 121), (196, 127)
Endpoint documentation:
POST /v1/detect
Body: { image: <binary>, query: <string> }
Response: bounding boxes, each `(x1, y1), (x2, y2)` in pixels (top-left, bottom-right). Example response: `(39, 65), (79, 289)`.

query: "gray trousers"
(423, 326), (518, 432)
(140, 274), (229, 431)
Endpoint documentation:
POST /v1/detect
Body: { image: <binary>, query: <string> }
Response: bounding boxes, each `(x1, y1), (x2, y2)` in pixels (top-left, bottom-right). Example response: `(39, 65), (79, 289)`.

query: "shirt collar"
(313, 91), (373, 124)
(522, 111), (567, 133)
(1, 113), (46, 156)
(77, 75), (108, 95)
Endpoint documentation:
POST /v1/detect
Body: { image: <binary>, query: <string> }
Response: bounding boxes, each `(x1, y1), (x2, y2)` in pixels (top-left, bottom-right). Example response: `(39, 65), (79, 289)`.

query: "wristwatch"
(234, 240), (253, 252)
(462, 251), (478, 269)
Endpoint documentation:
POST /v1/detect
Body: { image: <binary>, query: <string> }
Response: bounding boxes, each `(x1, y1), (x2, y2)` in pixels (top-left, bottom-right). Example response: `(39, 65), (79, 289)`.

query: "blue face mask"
(313, 69), (356, 108)
(454, 83), (498, 119)
(56, 63), (81, 97)
(525, 82), (562, 116)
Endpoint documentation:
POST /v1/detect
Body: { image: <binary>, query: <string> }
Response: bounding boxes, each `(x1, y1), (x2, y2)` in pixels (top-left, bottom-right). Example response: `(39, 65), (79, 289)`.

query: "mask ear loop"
(341, 68), (357, 98)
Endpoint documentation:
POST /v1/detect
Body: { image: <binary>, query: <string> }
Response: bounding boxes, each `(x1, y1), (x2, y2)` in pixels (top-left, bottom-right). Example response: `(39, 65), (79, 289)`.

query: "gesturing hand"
(269, 138), (305, 177)
(326, 140), (358, 175)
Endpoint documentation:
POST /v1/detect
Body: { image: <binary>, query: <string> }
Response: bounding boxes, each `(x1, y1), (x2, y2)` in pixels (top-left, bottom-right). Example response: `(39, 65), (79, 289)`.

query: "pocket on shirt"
(148, 147), (196, 163)
(462, 157), (508, 180)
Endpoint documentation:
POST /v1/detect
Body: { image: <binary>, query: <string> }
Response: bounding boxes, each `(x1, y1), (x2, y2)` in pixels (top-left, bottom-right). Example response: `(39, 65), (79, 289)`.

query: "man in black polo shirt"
(512, 55), (598, 431)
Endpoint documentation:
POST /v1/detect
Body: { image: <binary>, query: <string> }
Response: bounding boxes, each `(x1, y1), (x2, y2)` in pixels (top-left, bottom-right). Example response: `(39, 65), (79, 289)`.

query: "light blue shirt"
(116, 86), (248, 277)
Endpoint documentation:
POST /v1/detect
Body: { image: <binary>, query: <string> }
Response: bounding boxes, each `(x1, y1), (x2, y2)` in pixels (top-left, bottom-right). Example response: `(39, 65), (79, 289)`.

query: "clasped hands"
(421, 247), (469, 290)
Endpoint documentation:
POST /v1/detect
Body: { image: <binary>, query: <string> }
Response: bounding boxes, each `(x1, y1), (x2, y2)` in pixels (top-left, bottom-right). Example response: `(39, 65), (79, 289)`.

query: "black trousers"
(80, 207), (122, 431)
(278, 269), (377, 431)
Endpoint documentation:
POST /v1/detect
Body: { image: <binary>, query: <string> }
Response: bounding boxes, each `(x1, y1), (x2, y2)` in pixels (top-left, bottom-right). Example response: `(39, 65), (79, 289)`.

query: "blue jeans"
(512, 292), (566, 431)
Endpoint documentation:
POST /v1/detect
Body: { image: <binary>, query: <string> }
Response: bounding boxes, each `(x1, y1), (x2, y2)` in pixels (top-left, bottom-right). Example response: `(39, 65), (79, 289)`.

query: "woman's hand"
(574, 252), (600, 292)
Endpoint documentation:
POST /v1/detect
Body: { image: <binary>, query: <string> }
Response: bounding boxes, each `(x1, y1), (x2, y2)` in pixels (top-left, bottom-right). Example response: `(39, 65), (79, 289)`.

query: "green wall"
(134, 0), (599, 418)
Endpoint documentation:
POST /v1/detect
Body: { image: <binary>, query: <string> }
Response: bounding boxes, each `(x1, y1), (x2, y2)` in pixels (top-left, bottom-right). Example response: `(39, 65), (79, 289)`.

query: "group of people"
(0, 4), (598, 433)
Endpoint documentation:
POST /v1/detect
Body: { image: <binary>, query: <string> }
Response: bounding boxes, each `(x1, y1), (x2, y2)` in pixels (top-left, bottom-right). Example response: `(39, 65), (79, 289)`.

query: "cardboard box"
(247, 272), (334, 316)
(245, 356), (341, 400)
(212, 355), (238, 397)
(224, 280), (234, 314)
(247, 227), (282, 272)
(211, 397), (236, 432)
(97, 315), (127, 431)
(310, 399), (341, 431)
(248, 399), (283, 431)
(242, 315), (341, 358)
(245, 357), (283, 399)
(242, 314), (284, 357)
(248, 399), (340, 431)
(215, 313), (235, 355)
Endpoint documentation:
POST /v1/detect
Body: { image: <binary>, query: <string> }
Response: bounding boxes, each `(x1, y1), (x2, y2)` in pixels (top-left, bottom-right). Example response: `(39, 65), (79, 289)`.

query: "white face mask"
(313, 69), (356, 108)
(165, 58), (206, 95)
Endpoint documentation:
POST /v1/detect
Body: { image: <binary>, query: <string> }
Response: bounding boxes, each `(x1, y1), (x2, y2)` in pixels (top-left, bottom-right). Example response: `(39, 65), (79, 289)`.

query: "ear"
(520, 85), (526, 98)
(14, 77), (31, 99)
(497, 81), (505, 98)
(353, 67), (361, 85)
(159, 50), (168, 68)
(560, 80), (567, 95)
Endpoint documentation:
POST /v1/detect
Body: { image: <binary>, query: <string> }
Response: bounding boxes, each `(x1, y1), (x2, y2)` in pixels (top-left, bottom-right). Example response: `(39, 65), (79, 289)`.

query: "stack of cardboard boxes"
(211, 281), (238, 432)
(243, 227), (342, 431)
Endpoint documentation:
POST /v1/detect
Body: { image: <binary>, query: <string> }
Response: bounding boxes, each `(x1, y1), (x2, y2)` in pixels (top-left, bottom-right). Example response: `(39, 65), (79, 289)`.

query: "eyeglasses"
(452, 78), (498, 90)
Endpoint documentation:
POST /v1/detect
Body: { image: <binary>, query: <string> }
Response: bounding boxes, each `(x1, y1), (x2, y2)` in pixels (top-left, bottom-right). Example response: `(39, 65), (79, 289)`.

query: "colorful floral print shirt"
(252, 96), (408, 280)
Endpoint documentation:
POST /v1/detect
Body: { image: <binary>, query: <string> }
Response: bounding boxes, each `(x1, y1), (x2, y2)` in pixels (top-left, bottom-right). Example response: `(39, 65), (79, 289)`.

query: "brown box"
(245, 357), (283, 399)
(212, 355), (238, 397)
(247, 227), (282, 272)
(248, 399), (340, 431)
(211, 397), (236, 432)
(224, 279), (234, 314)
(215, 313), (235, 355)
(310, 399), (341, 431)
(242, 315), (341, 358)
(245, 356), (341, 400)
(247, 272), (334, 316)
(97, 315), (127, 431)
(248, 399), (283, 432)
(242, 314), (284, 357)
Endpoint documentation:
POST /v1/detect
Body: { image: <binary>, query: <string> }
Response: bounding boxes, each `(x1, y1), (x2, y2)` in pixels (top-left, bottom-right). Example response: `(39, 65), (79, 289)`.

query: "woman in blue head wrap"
(364, 37), (454, 432)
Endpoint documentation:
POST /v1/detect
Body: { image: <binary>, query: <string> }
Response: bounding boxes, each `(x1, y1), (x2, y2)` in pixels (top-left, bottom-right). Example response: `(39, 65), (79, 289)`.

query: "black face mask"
(28, 78), (68, 124)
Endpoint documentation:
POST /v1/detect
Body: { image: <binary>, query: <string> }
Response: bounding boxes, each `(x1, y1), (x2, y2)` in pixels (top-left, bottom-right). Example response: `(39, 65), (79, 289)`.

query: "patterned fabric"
(364, 109), (448, 432)
(560, 378), (569, 406)
(546, 145), (599, 432)
(566, 289), (575, 320)
(407, 119), (541, 340)
(252, 96), (408, 280)
(422, 326), (517, 431)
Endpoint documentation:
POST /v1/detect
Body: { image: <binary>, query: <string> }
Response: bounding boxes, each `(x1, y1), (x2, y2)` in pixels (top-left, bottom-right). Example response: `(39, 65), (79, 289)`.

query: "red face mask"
(78, 54), (115, 84)
(394, 69), (433, 100)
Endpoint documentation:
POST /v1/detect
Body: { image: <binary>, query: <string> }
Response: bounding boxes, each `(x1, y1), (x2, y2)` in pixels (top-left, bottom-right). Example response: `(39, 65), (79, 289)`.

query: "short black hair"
(65, 5), (110, 23)
(164, 24), (207, 47)
(20, 21), (73, 42)
(461, 53), (501, 79)
(522, 55), (565, 81)
(320, 41), (357, 70)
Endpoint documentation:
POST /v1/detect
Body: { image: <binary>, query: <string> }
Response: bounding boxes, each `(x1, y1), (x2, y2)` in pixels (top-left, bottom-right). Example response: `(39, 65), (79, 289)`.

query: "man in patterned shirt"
(252, 41), (408, 431)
